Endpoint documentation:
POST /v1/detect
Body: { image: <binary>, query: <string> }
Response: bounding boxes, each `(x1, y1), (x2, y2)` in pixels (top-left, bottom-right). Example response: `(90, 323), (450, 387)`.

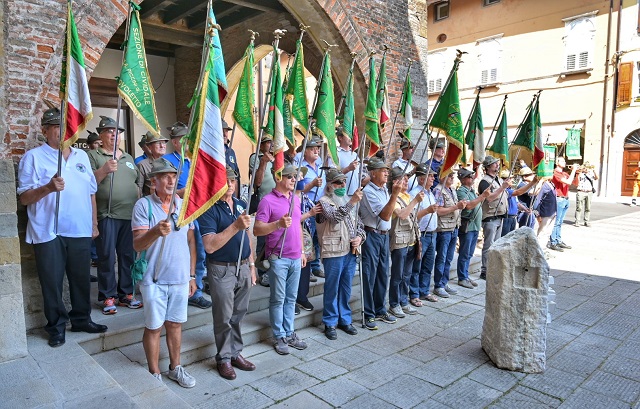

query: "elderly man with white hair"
(316, 168), (365, 340)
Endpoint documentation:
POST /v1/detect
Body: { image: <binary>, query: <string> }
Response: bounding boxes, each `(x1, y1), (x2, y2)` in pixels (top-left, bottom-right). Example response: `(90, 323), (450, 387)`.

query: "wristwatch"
(249, 262), (255, 267)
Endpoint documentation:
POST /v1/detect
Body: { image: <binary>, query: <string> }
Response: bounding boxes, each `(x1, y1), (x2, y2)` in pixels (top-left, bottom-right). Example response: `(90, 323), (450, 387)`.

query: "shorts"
(139, 282), (189, 330)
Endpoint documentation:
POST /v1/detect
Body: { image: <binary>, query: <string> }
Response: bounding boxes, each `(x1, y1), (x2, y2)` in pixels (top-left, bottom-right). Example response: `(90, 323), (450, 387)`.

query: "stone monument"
(481, 227), (549, 373)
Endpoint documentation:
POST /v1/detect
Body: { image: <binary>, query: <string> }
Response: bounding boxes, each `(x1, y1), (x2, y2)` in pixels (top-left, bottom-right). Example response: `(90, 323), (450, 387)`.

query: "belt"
(364, 226), (388, 235)
(483, 215), (504, 222)
(506, 215), (517, 219)
(421, 230), (436, 236)
(578, 190), (591, 193)
(557, 196), (569, 199)
(209, 258), (250, 267)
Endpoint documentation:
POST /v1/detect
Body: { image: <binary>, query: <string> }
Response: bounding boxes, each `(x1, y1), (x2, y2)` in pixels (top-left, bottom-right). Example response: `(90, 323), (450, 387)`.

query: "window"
(562, 13), (596, 72)
(434, 2), (449, 22)
(617, 61), (633, 105)
(637, 62), (640, 97)
(427, 50), (447, 94)
(483, 0), (500, 6)
(477, 35), (502, 85)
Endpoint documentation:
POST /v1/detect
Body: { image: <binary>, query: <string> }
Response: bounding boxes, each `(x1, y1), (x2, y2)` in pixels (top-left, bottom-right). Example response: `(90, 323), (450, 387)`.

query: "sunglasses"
(170, 213), (181, 231)
(332, 180), (346, 186)
(284, 174), (297, 180)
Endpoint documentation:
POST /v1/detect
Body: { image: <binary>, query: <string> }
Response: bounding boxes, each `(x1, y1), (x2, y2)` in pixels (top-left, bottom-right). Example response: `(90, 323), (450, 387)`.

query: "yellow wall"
(426, 0), (623, 193)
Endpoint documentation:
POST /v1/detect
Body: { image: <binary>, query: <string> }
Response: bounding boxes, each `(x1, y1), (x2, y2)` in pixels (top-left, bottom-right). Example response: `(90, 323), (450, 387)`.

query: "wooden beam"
(162, 0), (208, 25)
(221, 0), (282, 13)
(140, 0), (175, 18)
(141, 22), (203, 48)
(218, 8), (262, 27)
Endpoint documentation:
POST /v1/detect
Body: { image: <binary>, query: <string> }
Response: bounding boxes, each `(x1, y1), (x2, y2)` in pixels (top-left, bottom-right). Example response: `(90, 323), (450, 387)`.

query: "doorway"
(621, 130), (640, 196)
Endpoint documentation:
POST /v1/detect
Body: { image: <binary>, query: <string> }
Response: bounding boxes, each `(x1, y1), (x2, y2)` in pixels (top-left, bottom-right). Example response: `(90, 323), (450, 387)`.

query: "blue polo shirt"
(198, 197), (251, 262)
(162, 152), (190, 189)
(134, 153), (147, 165)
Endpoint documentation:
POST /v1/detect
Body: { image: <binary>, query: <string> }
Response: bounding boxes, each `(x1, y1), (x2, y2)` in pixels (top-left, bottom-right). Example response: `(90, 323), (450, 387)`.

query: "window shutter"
(617, 62), (633, 106)
(566, 54), (576, 71)
(578, 52), (589, 69)
(490, 68), (498, 82)
(481, 70), (488, 84)
(436, 78), (442, 92)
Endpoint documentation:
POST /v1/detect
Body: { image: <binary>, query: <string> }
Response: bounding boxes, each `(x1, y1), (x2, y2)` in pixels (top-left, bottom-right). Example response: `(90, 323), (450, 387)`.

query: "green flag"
(117, 2), (160, 137)
(285, 39), (309, 134)
(565, 128), (582, 159)
(400, 72), (413, 140)
(313, 52), (338, 166)
(342, 67), (358, 150)
(488, 109), (509, 169)
(264, 46), (285, 180)
(466, 97), (485, 165)
(232, 42), (256, 144)
(510, 98), (544, 168)
(282, 80), (295, 146)
(365, 56), (380, 156)
(430, 69), (464, 178)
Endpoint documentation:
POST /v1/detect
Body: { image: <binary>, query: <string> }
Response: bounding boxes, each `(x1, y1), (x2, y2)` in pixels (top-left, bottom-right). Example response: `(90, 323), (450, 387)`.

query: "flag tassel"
(384, 59), (414, 160)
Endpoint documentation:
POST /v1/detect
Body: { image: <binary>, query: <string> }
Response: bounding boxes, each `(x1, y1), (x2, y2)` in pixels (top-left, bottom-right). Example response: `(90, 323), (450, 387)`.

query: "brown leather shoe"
(217, 361), (236, 380)
(231, 354), (256, 371)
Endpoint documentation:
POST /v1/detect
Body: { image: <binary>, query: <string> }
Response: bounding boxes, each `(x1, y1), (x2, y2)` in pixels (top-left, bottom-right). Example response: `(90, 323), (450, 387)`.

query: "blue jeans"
(322, 253), (357, 327)
(434, 229), (458, 289)
(390, 245), (415, 307)
(501, 216), (517, 237)
(551, 197), (569, 245)
(268, 257), (301, 338)
(361, 231), (389, 319)
(410, 232), (436, 298)
(457, 230), (479, 281)
(189, 221), (206, 300)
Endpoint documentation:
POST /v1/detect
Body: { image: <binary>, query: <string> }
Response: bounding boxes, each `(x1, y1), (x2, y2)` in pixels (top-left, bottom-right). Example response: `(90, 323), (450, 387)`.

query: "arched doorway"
(621, 129), (640, 196)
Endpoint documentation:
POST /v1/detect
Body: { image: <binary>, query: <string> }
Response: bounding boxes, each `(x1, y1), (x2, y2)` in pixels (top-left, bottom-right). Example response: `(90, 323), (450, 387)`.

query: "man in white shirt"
(335, 126), (360, 197)
(17, 107), (107, 348)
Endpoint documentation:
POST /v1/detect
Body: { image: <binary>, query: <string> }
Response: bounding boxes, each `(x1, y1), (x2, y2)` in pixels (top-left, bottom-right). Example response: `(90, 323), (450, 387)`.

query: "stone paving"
(3, 207), (640, 408)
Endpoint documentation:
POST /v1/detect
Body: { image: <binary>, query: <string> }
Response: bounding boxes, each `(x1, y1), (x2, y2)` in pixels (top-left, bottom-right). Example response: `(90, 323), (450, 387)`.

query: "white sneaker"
(389, 305), (406, 318)
(444, 285), (458, 295)
(152, 373), (162, 382)
(401, 304), (418, 315)
(167, 365), (196, 388)
(434, 287), (450, 298)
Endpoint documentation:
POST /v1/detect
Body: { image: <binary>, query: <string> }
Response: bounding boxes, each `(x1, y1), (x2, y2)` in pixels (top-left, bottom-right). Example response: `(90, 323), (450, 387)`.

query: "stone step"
(115, 288), (362, 370)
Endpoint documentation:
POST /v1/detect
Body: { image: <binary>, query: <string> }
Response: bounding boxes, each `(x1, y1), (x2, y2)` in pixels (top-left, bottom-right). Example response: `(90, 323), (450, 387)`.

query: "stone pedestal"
(481, 227), (549, 373)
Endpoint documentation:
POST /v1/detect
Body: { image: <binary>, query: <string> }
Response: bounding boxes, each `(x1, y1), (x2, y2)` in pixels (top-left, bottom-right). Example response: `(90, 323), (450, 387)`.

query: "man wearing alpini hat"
(138, 131), (169, 196)
(132, 158), (197, 388)
(88, 115), (143, 314)
(199, 166), (257, 380)
(18, 107), (107, 348)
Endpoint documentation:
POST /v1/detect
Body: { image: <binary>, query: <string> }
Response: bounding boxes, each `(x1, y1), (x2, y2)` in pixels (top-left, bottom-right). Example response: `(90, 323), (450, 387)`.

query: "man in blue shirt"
(199, 166), (256, 380)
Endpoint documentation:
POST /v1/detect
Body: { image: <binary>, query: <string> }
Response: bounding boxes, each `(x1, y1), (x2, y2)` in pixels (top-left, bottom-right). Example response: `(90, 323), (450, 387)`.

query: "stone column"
(0, 160), (28, 362)
(481, 228), (549, 373)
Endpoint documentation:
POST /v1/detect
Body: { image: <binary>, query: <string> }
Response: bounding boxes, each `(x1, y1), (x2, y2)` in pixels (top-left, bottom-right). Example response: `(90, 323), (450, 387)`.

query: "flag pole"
(235, 30), (263, 276)
(54, 98), (67, 234)
(399, 52), (464, 178)
(484, 95), (509, 150)
(107, 1), (133, 215)
(153, 0), (217, 282)
(384, 59), (414, 159)
(278, 43), (331, 258)
(375, 45), (390, 159)
(337, 52), (358, 118)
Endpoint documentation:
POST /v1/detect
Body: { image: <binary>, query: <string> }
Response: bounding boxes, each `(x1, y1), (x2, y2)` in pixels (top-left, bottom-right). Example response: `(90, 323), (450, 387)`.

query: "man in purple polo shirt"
(254, 163), (308, 355)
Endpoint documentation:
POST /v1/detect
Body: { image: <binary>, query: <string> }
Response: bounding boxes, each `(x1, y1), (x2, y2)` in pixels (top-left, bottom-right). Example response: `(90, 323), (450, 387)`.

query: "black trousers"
(33, 236), (92, 336)
(95, 218), (134, 301)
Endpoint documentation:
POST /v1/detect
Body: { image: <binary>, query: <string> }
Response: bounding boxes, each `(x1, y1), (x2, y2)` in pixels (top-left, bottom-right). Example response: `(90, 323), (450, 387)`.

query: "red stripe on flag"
(368, 143), (380, 157)
(441, 145), (462, 176)
(380, 110), (389, 125)
(533, 147), (545, 169)
(183, 150), (227, 220)
(352, 125), (359, 152)
(218, 85), (227, 103)
(274, 151), (284, 180)
(64, 103), (83, 142)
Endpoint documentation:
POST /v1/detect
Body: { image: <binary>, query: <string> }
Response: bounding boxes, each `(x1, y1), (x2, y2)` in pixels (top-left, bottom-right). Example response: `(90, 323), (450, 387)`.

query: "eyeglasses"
(170, 213), (181, 231)
(284, 174), (297, 180)
(332, 180), (346, 186)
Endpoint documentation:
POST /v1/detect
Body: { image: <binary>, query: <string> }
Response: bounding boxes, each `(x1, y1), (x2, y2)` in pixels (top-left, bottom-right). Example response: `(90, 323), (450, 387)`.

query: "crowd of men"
(18, 109), (594, 386)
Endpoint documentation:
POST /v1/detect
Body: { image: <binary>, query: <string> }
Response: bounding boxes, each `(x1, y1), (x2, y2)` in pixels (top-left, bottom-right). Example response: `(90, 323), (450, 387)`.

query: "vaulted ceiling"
(108, 0), (287, 56)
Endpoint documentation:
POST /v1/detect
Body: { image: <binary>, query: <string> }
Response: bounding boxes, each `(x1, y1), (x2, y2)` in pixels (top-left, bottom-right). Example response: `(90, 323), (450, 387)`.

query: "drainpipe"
(598, 0), (614, 194)
(605, 0), (624, 196)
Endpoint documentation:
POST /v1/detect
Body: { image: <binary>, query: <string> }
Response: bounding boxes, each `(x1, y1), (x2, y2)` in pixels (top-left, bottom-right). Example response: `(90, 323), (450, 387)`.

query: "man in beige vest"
(316, 169), (365, 340)
(477, 155), (510, 280)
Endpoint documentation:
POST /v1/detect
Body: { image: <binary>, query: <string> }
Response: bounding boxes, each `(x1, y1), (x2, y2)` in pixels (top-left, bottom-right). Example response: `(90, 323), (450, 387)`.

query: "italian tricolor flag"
(264, 46), (285, 181)
(60, 1), (93, 151)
